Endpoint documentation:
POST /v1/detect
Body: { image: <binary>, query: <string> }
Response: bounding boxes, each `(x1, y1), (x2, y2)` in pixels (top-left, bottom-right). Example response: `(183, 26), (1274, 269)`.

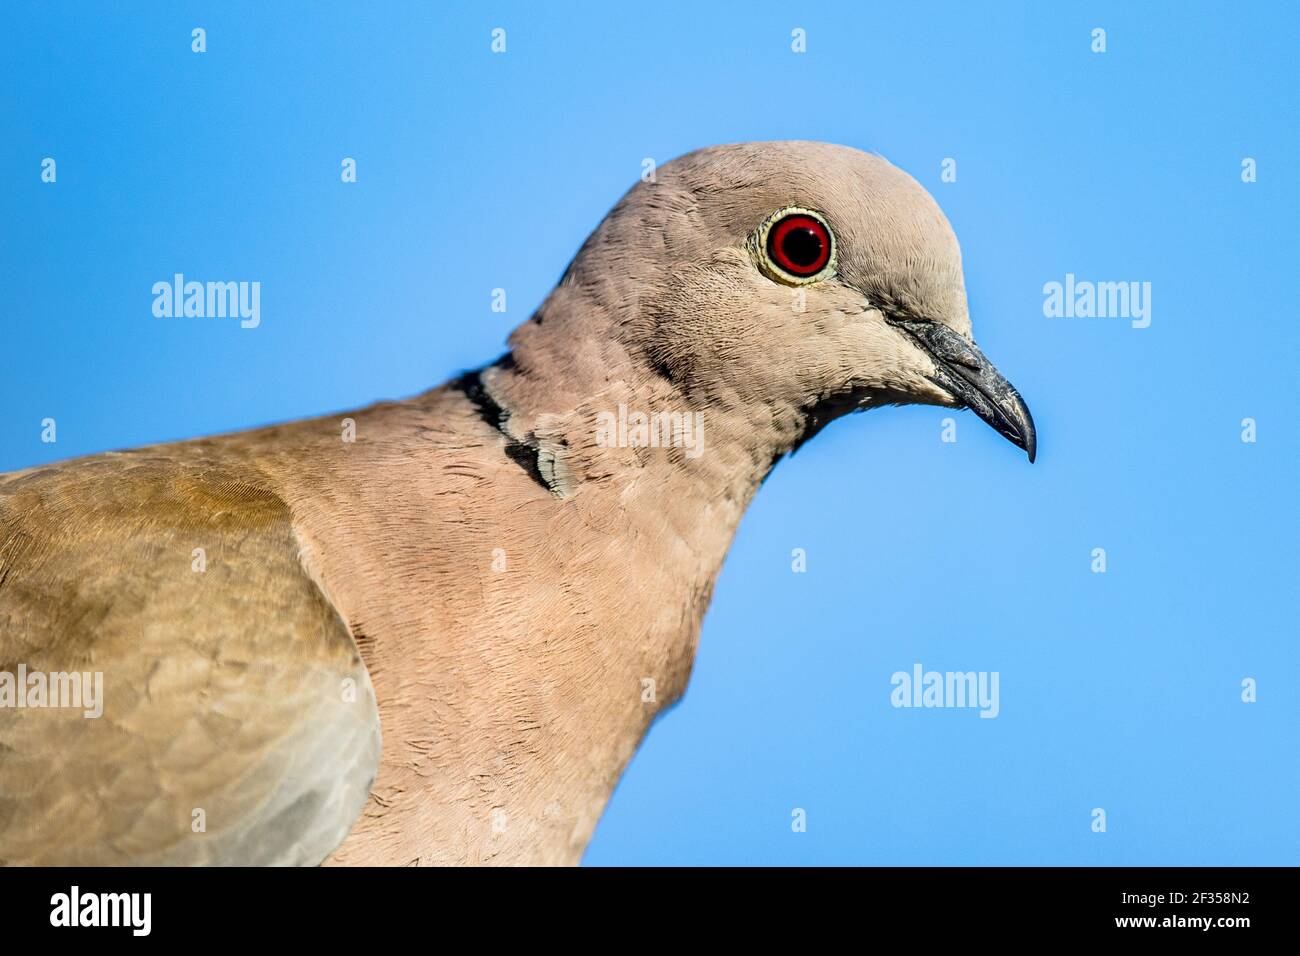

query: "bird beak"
(888, 317), (1037, 463)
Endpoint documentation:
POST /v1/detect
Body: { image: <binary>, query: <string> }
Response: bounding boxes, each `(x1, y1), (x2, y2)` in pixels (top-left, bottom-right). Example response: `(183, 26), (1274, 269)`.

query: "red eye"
(766, 212), (832, 278)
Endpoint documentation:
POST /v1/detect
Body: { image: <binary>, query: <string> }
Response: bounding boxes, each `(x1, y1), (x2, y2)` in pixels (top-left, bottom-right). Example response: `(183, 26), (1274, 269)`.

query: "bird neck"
(476, 290), (807, 508)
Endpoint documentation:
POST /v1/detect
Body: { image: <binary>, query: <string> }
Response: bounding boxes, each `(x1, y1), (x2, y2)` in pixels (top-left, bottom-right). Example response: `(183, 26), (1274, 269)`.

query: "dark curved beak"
(888, 317), (1037, 463)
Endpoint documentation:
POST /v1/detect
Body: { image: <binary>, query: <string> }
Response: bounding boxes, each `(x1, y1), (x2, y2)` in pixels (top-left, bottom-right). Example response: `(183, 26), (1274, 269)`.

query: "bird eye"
(752, 207), (836, 285)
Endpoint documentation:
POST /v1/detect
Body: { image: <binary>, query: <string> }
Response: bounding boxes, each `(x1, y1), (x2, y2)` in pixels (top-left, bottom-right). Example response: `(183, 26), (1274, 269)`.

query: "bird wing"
(0, 453), (380, 865)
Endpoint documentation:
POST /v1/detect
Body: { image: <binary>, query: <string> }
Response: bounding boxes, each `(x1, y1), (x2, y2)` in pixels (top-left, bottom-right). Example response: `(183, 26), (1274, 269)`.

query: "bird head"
(493, 140), (1035, 473)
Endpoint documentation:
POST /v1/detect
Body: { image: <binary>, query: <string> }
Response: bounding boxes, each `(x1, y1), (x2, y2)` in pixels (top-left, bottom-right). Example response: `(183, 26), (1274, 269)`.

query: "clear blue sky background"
(2, 2), (1296, 865)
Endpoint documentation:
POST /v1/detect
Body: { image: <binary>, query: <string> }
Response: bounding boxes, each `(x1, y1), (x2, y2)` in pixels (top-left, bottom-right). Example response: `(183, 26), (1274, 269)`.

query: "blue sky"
(2, 2), (1296, 865)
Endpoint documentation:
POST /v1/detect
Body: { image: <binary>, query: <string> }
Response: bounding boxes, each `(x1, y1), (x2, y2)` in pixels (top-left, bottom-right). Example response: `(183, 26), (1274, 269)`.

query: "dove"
(0, 141), (1034, 866)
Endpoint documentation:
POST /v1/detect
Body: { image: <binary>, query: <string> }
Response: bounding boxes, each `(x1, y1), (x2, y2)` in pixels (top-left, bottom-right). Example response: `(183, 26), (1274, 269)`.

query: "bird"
(0, 141), (1035, 866)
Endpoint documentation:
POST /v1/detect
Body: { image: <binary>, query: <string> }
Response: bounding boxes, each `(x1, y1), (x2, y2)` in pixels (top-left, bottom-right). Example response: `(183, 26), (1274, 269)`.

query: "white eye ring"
(749, 206), (837, 286)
